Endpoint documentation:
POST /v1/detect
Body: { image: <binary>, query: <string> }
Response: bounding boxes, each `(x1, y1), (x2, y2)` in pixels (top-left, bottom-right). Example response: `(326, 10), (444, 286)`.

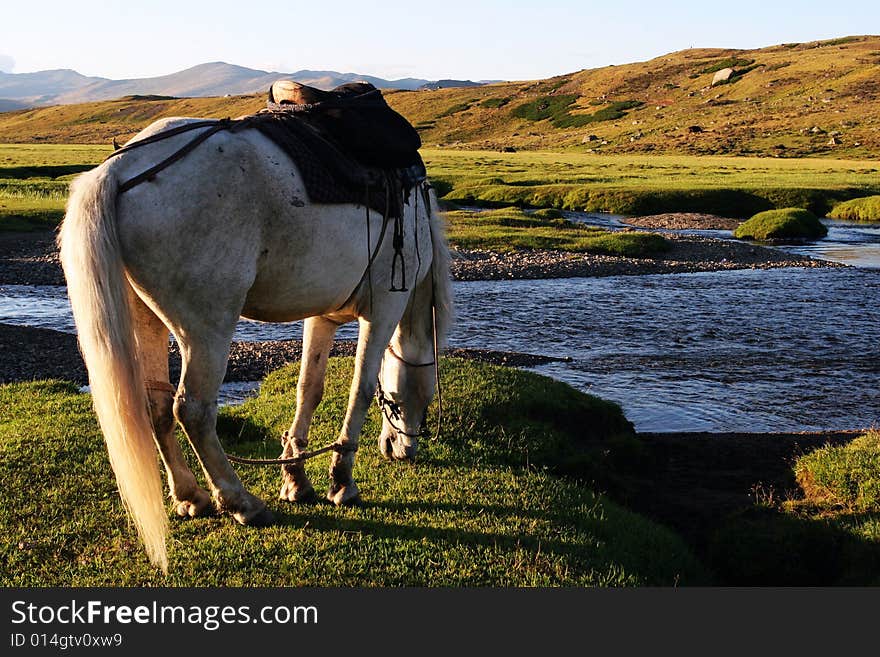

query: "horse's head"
(376, 342), (436, 462)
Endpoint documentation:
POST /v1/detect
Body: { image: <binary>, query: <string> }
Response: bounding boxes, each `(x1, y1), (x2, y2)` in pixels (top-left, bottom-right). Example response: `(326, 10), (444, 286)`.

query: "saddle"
(267, 80), (422, 171)
(250, 80), (426, 221)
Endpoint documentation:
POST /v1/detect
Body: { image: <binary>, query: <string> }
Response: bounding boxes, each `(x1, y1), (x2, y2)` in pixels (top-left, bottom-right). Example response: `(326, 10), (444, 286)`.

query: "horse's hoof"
(378, 434), (394, 460)
(235, 505), (275, 527)
(279, 481), (317, 504)
(327, 481), (361, 506)
(173, 489), (214, 519)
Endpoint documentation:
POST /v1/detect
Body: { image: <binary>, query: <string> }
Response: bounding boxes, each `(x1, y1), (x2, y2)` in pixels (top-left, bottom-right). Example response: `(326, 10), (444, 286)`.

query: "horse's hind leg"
(173, 326), (273, 526)
(129, 292), (212, 518)
(279, 316), (340, 503)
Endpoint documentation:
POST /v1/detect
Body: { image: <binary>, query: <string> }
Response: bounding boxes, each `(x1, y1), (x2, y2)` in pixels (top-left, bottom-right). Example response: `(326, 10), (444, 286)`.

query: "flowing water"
(2, 265), (878, 432)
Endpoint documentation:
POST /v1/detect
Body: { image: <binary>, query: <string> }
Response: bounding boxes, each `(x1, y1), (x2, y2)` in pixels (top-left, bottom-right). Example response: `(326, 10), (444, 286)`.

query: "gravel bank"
(0, 323), (568, 386)
(0, 228), (839, 286)
(0, 231), (63, 285)
(451, 233), (838, 281)
(621, 213), (742, 230)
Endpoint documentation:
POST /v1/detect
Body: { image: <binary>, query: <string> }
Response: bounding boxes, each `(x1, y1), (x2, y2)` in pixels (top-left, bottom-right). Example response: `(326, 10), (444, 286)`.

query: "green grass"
(700, 58), (756, 74)
(733, 207), (828, 240)
(0, 195), (66, 231)
(6, 143), (879, 230)
(795, 431), (880, 512)
(438, 102), (473, 118)
(0, 360), (708, 586)
(423, 149), (880, 217)
(445, 207), (670, 255)
(0, 143), (111, 168)
(828, 195), (880, 222)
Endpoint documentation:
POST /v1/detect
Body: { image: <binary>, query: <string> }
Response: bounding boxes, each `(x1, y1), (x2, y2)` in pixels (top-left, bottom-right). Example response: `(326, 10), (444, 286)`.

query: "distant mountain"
(0, 98), (29, 112)
(0, 62), (493, 108)
(0, 68), (106, 106)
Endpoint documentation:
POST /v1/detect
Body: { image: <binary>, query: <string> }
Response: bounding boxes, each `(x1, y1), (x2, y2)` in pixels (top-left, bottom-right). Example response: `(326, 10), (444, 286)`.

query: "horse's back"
(107, 118), (380, 325)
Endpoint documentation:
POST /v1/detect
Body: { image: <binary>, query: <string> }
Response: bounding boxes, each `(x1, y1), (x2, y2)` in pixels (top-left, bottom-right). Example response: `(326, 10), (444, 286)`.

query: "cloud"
(0, 55), (14, 73)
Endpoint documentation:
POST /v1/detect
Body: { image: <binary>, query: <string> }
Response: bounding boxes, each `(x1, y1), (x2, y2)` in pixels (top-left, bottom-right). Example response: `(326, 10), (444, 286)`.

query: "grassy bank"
(423, 149), (880, 217)
(828, 195), (880, 222)
(733, 207), (827, 240)
(0, 359), (708, 586)
(445, 206), (670, 255)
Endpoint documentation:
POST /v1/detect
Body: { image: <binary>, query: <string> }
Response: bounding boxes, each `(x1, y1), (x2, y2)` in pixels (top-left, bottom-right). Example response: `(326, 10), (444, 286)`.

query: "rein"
(225, 439), (357, 466)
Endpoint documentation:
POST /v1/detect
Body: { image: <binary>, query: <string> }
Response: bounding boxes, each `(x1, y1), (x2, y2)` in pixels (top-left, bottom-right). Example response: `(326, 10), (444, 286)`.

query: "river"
(1, 214), (878, 433)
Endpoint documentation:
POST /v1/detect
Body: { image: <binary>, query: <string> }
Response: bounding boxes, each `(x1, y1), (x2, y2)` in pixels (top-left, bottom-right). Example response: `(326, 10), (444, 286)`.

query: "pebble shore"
(451, 233), (837, 281)
(1, 227), (840, 287)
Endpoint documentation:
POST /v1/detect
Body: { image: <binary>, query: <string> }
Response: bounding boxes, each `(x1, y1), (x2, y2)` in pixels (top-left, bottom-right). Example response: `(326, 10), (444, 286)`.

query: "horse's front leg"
(327, 315), (398, 505)
(279, 316), (340, 503)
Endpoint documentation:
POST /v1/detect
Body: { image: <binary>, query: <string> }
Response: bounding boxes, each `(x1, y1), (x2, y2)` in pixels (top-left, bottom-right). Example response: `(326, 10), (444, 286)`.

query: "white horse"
(58, 116), (452, 572)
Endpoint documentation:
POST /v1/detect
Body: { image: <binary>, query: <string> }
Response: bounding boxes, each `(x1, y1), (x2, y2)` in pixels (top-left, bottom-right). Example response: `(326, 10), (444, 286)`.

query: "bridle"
(376, 345), (436, 440)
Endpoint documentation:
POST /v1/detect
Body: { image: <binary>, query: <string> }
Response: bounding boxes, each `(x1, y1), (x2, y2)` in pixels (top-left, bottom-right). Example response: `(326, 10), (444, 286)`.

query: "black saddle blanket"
(247, 82), (426, 219)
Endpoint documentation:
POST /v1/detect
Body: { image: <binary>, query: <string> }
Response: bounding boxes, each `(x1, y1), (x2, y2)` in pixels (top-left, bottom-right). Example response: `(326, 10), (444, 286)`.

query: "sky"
(2, 0), (878, 81)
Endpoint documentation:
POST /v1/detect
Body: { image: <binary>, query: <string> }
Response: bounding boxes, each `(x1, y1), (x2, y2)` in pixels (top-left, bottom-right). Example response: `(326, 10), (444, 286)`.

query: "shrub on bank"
(733, 207), (827, 240)
(828, 196), (880, 222)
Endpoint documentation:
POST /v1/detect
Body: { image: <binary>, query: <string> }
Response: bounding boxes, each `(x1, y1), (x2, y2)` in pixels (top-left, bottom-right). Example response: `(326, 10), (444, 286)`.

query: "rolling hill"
(1, 36), (879, 158)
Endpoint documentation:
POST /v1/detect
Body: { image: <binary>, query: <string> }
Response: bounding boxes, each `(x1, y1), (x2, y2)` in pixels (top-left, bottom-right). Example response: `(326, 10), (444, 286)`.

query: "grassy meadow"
(422, 149), (880, 217)
(0, 359), (709, 586)
(3, 358), (879, 586)
(3, 143), (880, 236)
(0, 143), (110, 230)
(4, 36), (880, 159)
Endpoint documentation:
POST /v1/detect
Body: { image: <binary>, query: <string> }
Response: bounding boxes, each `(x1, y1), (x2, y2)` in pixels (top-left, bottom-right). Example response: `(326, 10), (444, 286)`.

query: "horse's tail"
(427, 187), (454, 345)
(58, 165), (168, 572)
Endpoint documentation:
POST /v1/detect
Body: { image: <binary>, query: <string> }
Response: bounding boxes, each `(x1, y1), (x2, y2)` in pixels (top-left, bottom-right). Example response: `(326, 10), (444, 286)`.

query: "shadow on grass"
(0, 164), (96, 179)
(258, 496), (665, 584)
(707, 506), (880, 585)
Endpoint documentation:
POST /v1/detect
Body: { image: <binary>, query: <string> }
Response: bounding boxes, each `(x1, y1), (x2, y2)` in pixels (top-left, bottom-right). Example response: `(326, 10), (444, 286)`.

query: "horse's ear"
(268, 84), (275, 104)
(112, 137), (120, 151)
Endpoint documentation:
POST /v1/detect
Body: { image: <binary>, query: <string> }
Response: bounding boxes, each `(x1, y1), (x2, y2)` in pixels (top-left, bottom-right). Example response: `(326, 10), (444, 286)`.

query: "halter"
(376, 345), (436, 440)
